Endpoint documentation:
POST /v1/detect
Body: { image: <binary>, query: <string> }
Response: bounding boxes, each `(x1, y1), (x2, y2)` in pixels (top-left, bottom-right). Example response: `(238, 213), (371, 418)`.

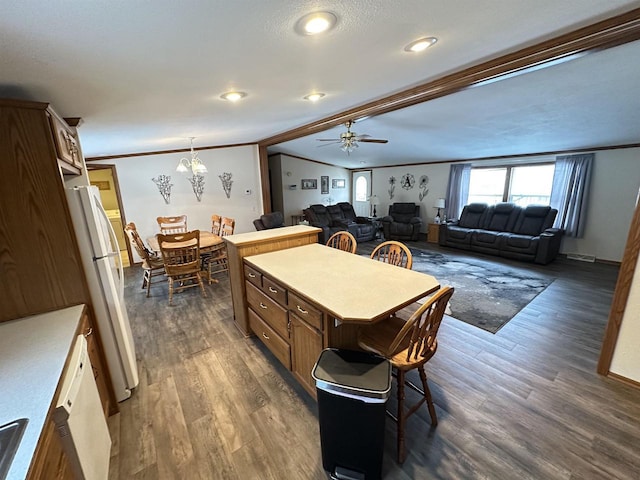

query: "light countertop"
(244, 243), (440, 323)
(224, 225), (321, 246)
(0, 305), (84, 480)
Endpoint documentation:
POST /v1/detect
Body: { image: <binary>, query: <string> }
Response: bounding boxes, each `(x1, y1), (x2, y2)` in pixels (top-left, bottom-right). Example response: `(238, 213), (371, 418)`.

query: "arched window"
(355, 176), (367, 202)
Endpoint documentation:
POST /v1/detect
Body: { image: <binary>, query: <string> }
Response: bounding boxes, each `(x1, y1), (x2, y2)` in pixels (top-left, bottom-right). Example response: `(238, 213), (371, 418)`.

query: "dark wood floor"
(108, 243), (640, 479)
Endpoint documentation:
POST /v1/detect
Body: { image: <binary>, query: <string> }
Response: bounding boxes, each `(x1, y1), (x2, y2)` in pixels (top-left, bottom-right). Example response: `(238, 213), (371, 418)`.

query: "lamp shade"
(434, 198), (446, 209)
(371, 195), (380, 205)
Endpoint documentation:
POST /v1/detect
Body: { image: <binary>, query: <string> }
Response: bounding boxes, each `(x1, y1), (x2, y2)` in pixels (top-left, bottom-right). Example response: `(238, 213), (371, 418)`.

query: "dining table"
(146, 230), (223, 254)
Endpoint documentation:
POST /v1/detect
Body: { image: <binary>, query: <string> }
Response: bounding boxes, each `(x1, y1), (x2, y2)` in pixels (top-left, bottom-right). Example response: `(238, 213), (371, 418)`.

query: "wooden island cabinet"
(240, 243), (440, 397)
(224, 225), (322, 336)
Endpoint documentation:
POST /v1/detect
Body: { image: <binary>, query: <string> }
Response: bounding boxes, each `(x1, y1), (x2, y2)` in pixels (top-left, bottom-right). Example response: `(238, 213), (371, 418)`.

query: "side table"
(367, 217), (383, 240)
(427, 223), (440, 244)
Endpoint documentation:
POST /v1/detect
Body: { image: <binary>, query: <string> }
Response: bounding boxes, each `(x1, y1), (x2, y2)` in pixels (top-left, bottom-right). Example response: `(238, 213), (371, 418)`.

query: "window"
(355, 176), (367, 202)
(467, 163), (554, 206)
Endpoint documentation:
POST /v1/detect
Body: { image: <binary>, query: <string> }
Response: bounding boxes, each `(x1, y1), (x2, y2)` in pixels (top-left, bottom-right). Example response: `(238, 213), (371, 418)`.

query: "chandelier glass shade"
(176, 137), (208, 175)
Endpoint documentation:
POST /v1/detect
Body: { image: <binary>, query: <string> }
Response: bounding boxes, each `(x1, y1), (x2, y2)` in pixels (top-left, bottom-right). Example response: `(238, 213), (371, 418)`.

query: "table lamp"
(371, 195), (380, 217)
(434, 198), (446, 223)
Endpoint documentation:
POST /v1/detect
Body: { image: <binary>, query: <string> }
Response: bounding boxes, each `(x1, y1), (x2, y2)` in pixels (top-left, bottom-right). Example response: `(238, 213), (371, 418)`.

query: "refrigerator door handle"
(93, 252), (120, 261)
(93, 196), (126, 301)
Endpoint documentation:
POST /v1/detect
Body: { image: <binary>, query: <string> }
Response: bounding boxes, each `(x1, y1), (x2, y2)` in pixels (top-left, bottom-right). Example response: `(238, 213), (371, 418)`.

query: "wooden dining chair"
(211, 214), (222, 235)
(370, 240), (413, 269)
(357, 285), (454, 463)
(220, 216), (235, 236)
(157, 215), (187, 234)
(326, 231), (357, 253)
(205, 217), (235, 284)
(124, 222), (165, 297)
(157, 230), (207, 305)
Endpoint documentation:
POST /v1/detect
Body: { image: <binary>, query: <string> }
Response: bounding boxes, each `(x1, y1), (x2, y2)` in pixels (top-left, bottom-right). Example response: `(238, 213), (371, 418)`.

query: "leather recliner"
(253, 211), (286, 230)
(381, 203), (422, 241)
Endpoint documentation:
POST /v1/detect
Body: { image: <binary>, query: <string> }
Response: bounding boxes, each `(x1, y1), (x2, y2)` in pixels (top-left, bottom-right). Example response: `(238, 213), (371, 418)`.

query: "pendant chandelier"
(176, 137), (207, 175)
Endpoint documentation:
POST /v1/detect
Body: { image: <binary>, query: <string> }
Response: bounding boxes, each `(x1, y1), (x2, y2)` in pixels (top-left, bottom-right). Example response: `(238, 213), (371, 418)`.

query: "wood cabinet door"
(289, 312), (323, 397)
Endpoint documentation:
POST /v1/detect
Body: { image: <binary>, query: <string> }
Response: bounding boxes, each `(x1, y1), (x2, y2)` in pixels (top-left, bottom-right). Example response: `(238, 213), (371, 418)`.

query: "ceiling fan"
(316, 120), (388, 154)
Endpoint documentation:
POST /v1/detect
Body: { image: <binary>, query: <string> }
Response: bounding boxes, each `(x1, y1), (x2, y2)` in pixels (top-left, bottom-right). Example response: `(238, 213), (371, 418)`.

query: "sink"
(0, 418), (28, 480)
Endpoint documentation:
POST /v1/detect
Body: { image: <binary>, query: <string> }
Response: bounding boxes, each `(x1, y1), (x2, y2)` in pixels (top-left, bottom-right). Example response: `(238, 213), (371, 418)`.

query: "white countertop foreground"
(0, 305), (84, 480)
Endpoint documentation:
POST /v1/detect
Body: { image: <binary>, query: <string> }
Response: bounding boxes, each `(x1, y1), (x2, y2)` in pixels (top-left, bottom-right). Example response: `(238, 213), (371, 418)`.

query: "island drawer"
(244, 265), (262, 288)
(246, 282), (289, 340)
(288, 292), (323, 331)
(262, 276), (287, 306)
(249, 309), (291, 370)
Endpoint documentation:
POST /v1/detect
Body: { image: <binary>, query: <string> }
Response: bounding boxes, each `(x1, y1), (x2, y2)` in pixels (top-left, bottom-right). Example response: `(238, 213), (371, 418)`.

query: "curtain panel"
(445, 163), (471, 220)
(550, 153), (594, 237)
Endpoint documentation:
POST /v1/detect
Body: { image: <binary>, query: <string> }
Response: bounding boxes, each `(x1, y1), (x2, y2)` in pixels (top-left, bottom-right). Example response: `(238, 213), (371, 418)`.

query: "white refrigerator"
(66, 185), (139, 402)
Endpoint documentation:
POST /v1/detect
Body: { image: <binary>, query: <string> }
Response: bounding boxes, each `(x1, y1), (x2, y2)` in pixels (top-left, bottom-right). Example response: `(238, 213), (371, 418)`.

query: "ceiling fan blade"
(316, 138), (341, 142)
(358, 138), (388, 143)
(317, 141), (342, 147)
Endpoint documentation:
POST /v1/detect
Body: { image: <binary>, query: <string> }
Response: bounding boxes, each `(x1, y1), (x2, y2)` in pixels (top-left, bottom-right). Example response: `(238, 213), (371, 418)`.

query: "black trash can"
(312, 348), (392, 480)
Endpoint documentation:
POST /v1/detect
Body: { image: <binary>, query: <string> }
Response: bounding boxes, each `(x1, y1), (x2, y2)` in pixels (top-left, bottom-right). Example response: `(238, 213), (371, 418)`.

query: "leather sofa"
(253, 211), (285, 230)
(438, 202), (563, 264)
(303, 203), (376, 244)
(381, 203), (422, 241)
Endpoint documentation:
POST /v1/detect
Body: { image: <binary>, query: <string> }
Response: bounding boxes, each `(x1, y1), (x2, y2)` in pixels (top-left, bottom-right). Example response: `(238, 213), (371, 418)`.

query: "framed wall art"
(321, 175), (329, 194)
(301, 178), (317, 190)
(332, 178), (346, 189)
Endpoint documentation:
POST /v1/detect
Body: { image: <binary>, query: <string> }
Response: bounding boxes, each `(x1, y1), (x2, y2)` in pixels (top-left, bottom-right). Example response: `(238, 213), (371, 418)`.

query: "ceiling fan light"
(295, 11), (337, 36)
(304, 92), (325, 102)
(220, 91), (247, 102)
(404, 37), (438, 53)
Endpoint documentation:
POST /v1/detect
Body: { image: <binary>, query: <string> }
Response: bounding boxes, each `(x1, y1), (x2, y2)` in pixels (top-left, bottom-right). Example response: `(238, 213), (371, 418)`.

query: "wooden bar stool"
(357, 285), (454, 462)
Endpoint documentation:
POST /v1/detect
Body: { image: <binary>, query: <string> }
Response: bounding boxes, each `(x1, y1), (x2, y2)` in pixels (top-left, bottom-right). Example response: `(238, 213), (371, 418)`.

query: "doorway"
(87, 165), (132, 267)
(352, 170), (372, 217)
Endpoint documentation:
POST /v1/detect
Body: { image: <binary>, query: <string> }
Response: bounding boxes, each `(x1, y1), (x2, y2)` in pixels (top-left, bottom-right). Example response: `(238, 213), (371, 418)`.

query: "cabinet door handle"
(268, 287), (278, 294)
(287, 318), (291, 332)
(259, 303), (268, 309)
(297, 305), (308, 315)
(262, 332), (270, 340)
(248, 273), (256, 278)
(84, 327), (93, 338)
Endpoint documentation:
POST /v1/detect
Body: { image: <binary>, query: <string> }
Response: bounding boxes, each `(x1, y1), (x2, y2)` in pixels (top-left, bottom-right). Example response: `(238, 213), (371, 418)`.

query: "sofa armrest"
(534, 231), (563, 264)
(355, 216), (372, 224)
(410, 217), (422, 224)
(381, 215), (393, 224)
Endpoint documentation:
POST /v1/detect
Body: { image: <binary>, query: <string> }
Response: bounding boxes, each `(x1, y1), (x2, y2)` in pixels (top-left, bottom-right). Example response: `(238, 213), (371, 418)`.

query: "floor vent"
(566, 253), (596, 263)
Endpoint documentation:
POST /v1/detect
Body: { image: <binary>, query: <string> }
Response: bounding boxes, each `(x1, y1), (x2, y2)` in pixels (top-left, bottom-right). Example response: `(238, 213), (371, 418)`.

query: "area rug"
(358, 242), (555, 333)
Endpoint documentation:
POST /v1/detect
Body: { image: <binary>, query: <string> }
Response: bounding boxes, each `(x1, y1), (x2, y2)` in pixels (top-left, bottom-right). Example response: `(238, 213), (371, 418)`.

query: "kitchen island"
(242, 243), (440, 395)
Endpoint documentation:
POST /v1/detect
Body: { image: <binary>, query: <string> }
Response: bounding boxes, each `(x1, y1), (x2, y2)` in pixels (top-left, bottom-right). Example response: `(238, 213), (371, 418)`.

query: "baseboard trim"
(606, 372), (640, 390)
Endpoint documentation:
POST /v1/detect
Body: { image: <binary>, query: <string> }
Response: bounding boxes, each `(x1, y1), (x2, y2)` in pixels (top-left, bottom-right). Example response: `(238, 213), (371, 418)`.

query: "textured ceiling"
(0, 1), (638, 167)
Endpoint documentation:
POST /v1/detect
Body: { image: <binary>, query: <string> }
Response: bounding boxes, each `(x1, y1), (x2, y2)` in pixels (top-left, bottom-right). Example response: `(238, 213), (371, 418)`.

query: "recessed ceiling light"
(404, 37), (438, 53)
(304, 92), (325, 102)
(295, 11), (337, 36)
(220, 91), (247, 102)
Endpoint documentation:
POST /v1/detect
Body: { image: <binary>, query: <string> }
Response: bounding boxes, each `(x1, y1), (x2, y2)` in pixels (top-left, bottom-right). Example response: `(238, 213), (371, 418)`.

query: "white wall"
(561, 148), (640, 262)
(610, 252), (640, 383)
(276, 154), (351, 225)
(91, 145), (262, 262)
(371, 163), (452, 227)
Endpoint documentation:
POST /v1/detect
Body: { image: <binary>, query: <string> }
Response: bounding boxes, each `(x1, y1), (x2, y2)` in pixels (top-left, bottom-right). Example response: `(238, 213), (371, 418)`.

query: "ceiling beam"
(258, 7), (640, 147)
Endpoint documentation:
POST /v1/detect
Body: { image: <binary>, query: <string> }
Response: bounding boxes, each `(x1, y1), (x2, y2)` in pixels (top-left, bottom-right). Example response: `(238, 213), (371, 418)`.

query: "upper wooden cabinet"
(0, 98), (88, 322)
(47, 110), (82, 173)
